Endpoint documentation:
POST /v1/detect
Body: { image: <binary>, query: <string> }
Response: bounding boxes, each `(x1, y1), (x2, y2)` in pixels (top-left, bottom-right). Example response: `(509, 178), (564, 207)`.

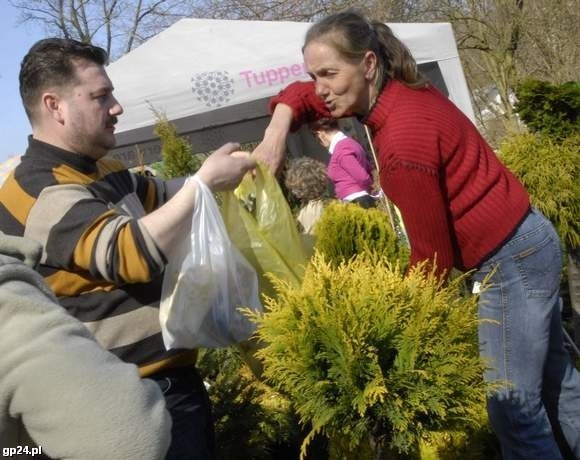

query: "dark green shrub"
(314, 201), (410, 267)
(499, 133), (579, 249)
(515, 79), (580, 140)
(196, 348), (308, 459)
(251, 253), (488, 459)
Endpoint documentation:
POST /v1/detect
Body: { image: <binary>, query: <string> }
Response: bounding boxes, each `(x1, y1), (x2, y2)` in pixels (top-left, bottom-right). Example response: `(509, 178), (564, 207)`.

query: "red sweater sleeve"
(269, 81), (332, 131)
(383, 161), (455, 277)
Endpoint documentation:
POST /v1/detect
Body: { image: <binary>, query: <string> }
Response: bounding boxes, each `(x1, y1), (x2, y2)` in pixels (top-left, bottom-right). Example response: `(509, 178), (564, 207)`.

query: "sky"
(0, 2), (45, 164)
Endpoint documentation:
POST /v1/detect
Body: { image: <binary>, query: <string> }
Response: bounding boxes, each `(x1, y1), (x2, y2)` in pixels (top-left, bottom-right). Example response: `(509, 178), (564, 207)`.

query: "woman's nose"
(314, 81), (328, 98)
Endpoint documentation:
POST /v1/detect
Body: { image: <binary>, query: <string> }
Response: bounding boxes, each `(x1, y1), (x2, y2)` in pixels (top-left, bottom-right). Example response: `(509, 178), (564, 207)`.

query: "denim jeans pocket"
(511, 233), (560, 298)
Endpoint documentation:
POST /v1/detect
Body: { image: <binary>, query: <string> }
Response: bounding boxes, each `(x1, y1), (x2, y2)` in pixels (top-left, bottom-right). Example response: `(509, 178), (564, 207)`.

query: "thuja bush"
(314, 201), (410, 267)
(515, 79), (579, 140)
(196, 347), (309, 459)
(499, 133), (579, 249)
(153, 113), (205, 179)
(250, 253), (487, 459)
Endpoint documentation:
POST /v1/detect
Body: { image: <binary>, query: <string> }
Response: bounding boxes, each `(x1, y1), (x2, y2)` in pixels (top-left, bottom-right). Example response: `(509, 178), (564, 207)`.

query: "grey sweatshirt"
(0, 232), (171, 459)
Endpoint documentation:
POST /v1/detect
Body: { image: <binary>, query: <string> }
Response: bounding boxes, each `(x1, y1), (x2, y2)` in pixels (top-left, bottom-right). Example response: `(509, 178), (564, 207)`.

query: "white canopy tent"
(106, 18), (474, 167)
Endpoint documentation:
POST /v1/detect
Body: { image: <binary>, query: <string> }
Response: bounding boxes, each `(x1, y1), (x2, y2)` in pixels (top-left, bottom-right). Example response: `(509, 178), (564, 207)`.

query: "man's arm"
(24, 143), (254, 285)
(139, 143), (255, 257)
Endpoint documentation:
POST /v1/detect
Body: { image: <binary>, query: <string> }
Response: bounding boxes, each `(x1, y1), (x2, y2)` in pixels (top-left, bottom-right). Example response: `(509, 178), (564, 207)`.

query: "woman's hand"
(252, 104), (294, 175)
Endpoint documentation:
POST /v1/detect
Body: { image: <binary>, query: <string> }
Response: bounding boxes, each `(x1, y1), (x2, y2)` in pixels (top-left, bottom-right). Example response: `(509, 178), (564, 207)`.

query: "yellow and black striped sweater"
(0, 138), (197, 376)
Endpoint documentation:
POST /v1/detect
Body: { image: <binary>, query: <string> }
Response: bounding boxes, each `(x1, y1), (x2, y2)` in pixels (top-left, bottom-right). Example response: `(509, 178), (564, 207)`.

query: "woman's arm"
(254, 81), (331, 175)
(252, 104), (293, 175)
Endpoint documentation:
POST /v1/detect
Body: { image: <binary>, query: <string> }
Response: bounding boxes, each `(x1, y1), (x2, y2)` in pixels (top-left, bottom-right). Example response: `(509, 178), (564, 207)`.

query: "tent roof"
(106, 18), (474, 167)
(108, 18), (469, 134)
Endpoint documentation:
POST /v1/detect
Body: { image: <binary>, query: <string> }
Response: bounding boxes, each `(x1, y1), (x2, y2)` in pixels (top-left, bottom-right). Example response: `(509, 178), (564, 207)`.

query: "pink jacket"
(327, 133), (374, 200)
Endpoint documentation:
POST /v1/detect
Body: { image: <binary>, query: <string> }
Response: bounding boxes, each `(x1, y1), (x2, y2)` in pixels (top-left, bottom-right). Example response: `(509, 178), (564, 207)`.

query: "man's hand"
(197, 142), (256, 191)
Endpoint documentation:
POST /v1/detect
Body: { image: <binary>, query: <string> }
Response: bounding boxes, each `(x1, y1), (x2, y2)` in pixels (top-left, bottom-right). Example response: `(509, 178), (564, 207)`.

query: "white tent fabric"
(107, 18), (474, 136)
(0, 156), (22, 188)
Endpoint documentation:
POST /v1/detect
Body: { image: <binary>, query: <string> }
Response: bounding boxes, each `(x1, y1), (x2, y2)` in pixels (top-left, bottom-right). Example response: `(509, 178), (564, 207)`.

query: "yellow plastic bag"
(220, 162), (309, 300)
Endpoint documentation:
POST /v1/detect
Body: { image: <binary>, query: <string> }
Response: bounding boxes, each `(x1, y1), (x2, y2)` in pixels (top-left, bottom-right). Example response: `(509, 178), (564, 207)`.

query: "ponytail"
(371, 21), (427, 90)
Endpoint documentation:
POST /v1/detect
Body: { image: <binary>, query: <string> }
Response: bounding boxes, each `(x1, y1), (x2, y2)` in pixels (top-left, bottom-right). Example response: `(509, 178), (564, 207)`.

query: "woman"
(253, 9), (580, 459)
(310, 117), (376, 208)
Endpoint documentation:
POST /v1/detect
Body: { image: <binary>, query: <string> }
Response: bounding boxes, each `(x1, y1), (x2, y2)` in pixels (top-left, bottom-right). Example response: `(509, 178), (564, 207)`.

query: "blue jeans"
(150, 367), (215, 460)
(474, 209), (580, 459)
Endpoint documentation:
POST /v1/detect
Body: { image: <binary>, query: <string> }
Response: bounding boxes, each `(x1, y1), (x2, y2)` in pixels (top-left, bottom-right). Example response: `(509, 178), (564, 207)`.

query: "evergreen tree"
(251, 253), (488, 459)
(153, 112), (204, 179)
(515, 79), (580, 140)
(499, 133), (579, 249)
(314, 201), (409, 268)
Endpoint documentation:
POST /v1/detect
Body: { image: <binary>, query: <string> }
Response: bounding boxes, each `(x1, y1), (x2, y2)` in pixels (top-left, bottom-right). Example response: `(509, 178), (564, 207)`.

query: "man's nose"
(110, 98), (124, 116)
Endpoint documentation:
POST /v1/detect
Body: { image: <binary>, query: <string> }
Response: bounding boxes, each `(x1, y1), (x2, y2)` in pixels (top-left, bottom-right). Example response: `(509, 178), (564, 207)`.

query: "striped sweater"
(0, 138), (197, 376)
(271, 80), (530, 275)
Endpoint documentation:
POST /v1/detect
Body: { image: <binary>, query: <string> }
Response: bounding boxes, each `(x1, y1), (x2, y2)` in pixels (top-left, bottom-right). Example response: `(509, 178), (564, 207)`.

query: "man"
(0, 38), (255, 459)
(0, 231), (171, 459)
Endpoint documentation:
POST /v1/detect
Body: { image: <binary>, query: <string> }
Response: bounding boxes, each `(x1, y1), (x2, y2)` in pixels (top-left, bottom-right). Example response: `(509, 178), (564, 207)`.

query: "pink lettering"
(239, 62), (308, 88)
(278, 66), (290, 84)
(290, 64), (302, 76)
(239, 70), (253, 87)
(253, 71), (266, 85)
(265, 69), (278, 85)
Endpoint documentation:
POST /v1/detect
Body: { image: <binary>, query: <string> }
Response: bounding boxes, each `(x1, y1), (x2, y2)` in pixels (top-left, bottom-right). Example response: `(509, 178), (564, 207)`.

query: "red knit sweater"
(270, 80), (530, 275)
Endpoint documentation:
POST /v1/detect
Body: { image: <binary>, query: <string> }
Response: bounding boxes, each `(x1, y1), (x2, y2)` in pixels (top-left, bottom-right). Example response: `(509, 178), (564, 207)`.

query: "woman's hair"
(304, 9), (427, 92)
(284, 157), (329, 204)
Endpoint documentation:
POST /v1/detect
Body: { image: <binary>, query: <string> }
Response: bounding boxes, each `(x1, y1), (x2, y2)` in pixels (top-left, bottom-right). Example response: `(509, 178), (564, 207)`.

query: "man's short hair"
(19, 38), (109, 122)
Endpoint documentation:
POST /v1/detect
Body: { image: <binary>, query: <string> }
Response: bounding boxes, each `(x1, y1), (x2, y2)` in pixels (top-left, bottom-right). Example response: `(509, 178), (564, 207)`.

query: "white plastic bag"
(159, 175), (262, 349)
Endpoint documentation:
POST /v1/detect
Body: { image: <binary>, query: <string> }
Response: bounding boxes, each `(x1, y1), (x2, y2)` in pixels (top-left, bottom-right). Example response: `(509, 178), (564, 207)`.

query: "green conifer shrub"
(197, 347), (310, 459)
(314, 201), (410, 267)
(153, 113), (205, 179)
(499, 133), (579, 249)
(515, 79), (580, 140)
(250, 253), (487, 459)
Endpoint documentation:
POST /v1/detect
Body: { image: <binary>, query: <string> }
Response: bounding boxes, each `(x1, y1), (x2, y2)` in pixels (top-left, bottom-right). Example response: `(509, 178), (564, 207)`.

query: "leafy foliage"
(499, 133), (579, 248)
(196, 347), (308, 459)
(250, 253), (487, 459)
(419, 408), (501, 460)
(314, 201), (410, 268)
(515, 79), (580, 140)
(153, 113), (205, 179)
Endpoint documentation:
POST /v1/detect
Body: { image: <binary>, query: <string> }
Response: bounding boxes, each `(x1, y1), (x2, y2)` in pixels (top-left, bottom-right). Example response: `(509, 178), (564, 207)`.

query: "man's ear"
(41, 92), (65, 124)
(363, 51), (378, 81)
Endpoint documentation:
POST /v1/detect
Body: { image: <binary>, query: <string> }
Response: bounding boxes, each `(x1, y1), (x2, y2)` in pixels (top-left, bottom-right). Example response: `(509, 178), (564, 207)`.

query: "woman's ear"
(363, 51), (378, 81)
